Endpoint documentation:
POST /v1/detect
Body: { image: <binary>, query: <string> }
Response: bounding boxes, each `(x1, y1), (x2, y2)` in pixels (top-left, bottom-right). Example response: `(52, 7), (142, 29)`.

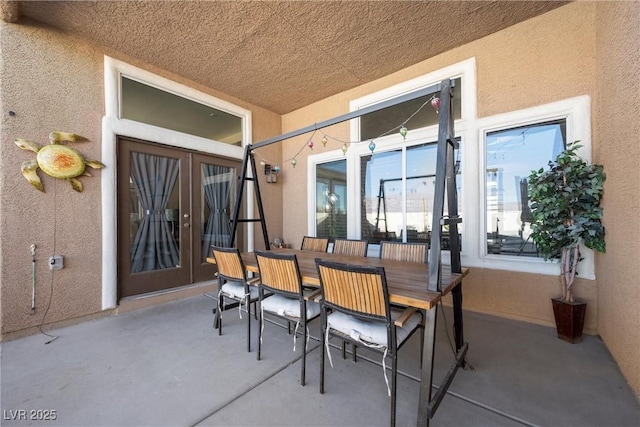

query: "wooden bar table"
(207, 248), (469, 423)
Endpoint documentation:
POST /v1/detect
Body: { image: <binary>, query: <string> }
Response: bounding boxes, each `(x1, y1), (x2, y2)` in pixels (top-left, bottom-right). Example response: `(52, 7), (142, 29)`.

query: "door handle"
(183, 213), (190, 218)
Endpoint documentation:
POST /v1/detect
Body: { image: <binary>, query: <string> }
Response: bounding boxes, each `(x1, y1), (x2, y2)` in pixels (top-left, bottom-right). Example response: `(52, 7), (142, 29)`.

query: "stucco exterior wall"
(1, 21), (105, 338)
(280, 2), (599, 331)
(0, 20), (281, 339)
(279, 1), (640, 393)
(594, 1), (640, 395)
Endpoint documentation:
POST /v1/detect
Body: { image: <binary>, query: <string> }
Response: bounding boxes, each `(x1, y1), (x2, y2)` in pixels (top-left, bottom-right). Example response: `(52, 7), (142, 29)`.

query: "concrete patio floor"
(1, 294), (639, 427)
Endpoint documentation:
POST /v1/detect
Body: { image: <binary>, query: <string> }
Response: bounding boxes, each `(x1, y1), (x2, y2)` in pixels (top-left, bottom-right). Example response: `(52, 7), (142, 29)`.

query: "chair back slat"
(316, 262), (387, 317)
(379, 241), (428, 263)
(255, 251), (301, 294)
(301, 236), (329, 252)
(211, 246), (245, 281)
(332, 239), (369, 257)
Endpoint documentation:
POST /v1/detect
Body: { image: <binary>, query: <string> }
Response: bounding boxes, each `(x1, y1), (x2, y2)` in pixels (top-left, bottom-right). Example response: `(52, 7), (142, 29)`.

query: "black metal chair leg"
(391, 350), (398, 427)
(353, 344), (357, 362)
(420, 330), (425, 369)
(247, 303), (252, 352)
(301, 320), (307, 386)
(257, 306), (262, 361)
(218, 296), (223, 336)
(320, 325), (326, 394)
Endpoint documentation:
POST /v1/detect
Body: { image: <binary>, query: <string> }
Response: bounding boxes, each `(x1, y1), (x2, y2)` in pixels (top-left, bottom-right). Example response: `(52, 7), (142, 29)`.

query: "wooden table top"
(207, 248), (468, 310)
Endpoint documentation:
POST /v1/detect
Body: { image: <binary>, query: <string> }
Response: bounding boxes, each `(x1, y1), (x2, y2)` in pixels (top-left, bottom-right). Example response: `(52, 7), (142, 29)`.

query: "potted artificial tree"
(528, 141), (606, 343)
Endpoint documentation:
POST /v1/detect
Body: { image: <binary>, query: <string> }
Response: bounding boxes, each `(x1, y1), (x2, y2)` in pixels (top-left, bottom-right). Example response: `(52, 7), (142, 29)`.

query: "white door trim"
(101, 56), (253, 309)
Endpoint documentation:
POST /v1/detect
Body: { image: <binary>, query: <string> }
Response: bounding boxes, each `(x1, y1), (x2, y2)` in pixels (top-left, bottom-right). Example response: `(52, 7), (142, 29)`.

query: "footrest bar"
(219, 301), (242, 310)
(427, 341), (469, 418)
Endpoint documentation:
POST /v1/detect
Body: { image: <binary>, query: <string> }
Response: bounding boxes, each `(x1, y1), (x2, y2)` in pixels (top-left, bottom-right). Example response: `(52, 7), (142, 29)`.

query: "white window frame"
(307, 151), (348, 235)
(353, 59), (475, 260)
(101, 56), (253, 309)
(308, 57), (595, 279)
(475, 95), (594, 277)
(308, 59), (475, 258)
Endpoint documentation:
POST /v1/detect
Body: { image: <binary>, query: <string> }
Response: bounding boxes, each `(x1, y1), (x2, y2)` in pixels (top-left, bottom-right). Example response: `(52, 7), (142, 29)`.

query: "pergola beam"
(251, 80), (449, 149)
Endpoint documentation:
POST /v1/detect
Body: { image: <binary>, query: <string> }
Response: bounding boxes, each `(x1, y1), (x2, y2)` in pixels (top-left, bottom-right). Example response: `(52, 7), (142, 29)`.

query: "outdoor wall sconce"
(264, 164), (280, 184)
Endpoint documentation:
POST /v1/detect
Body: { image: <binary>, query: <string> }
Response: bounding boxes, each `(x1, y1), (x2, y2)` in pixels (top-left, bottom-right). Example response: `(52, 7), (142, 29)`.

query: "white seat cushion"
(327, 308), (422, 348)
(221, 280), (258, 300)
(261, 294), (320, 319)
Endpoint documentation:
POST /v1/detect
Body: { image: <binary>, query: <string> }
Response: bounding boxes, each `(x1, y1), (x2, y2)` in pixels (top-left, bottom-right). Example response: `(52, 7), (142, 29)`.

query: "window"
(309, 58), (593, 277)
(121, 76), (243, 144)
(360, 78), (461, 140)
(360, 142), (462, 245)
(308, 59), (474, 256)
(478, 96), (594, 277)
(315, 160), (347, 241)
(485, 120), (565, 257)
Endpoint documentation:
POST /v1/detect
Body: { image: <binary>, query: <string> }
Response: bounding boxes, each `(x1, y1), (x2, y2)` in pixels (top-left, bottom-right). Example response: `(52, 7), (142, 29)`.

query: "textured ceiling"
(14, 1), (569, 114)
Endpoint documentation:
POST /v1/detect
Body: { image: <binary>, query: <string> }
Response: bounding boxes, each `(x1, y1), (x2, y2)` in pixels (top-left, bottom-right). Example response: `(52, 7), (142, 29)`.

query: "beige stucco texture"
(594, 1), (640, 395)
(14, 0), (567, 115)
(1, 22), (105, 335)
(0, 20), (281, 338)
(278, 2), (638, 392)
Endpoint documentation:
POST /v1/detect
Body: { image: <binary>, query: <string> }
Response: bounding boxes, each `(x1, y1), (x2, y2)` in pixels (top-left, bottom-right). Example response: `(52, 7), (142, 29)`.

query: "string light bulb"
(431, 97), (440, 112)
(399, 125), (408, 139)
(262, 88), (451, 171)
(260, 161), (265, 168)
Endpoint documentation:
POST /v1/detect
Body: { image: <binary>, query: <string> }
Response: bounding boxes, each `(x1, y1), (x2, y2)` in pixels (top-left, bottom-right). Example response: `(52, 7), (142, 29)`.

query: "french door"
(117, 137), (242, 298)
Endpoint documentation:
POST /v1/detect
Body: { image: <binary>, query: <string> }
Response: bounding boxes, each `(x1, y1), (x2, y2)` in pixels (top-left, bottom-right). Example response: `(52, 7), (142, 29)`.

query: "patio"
(1, 294), (638, 426)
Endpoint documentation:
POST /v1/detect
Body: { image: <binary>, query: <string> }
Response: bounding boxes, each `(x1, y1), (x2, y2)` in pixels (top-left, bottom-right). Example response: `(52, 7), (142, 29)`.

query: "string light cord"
(488, 129), (528, 162)
(439, 299), (474, 370)
(253, 129), (317, 168)
(310, 93), (436, 148)
(284, 129), (317, 164)
(375, 94), (436, 139)
(253, 92), (439, 168)
(38, 177), (60, 344)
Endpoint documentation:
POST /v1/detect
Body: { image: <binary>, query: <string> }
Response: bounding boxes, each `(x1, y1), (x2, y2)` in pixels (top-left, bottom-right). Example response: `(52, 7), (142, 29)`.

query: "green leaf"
(527, 140), (606, 267)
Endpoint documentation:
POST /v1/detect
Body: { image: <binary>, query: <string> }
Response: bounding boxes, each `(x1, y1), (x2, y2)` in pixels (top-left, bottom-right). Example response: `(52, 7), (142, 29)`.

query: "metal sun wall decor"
(15, 131), (105, 193)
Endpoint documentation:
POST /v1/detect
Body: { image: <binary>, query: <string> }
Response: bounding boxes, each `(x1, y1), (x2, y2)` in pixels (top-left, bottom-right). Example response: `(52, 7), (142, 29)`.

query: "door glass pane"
(360, 77), (462, 140)
(121, 77), (243, 145)
(129, 152), (181, 273)
(316, 160), (347, 241)
(200, 163), (236, 261)
(485, 119), (565, 257)
(361, 150), (402, 244)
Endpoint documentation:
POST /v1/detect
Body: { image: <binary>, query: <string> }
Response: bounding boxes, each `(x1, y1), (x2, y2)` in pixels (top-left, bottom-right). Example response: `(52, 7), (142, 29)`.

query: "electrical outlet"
(49, 255), (64, 270)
